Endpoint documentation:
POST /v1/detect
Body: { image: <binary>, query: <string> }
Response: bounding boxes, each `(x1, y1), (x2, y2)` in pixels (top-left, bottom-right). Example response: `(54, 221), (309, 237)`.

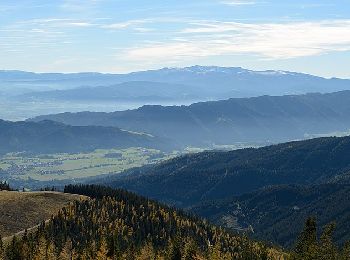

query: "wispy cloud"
(0, 18), (76, 52)
(65, 22), (94, 27)
(123, 20), (350, 63)
(60, 0), (104, 12)
(0, 4), (15, 12)
(15, 18), (96, 28)
(133, 27), (155, 33)
(102, 20), (149, 30)
(220, 0), (258, 6)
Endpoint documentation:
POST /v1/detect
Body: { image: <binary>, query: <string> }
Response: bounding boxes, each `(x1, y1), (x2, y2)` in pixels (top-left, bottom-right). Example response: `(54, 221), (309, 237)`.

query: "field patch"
(0, 148), (175, 183)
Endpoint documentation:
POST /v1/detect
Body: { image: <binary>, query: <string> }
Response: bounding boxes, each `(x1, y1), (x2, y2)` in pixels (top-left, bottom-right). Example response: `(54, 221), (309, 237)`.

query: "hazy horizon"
(1, 65), (349, 80)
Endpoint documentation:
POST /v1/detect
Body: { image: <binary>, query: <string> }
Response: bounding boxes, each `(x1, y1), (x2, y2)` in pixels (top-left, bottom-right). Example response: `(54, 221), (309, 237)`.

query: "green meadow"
(0, 148), (177, 182)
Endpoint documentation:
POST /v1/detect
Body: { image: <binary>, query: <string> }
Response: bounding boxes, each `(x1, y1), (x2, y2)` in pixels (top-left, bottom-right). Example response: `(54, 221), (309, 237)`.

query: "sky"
(0, 0), (350, 78)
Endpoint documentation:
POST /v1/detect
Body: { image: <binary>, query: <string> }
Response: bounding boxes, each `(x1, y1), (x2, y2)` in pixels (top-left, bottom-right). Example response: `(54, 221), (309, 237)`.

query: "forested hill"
(99, 135), (350, 207)
(95, 135), (350, 249)
(0, 119), (172, 154)
(192, 183), (350, 248)
(1, 184), (285, 260)
(31, 91), (350, 146)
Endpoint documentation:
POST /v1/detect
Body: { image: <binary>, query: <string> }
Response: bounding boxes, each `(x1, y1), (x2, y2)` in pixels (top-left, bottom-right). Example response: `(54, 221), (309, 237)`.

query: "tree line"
(0, 181), (11, 191)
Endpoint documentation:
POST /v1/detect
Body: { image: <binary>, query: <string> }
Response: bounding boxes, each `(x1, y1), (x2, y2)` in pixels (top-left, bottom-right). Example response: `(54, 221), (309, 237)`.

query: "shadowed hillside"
(192, 183), (350, 247)
(95, 135), (350, 247)
(99, 136), (350, 206)
(0, 119), (174, 154)
(31, 91), (350, 146)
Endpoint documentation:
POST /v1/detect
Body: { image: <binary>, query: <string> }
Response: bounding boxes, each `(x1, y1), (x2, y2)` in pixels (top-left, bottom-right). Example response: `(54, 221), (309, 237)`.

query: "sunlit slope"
(0, 191), (86, 238)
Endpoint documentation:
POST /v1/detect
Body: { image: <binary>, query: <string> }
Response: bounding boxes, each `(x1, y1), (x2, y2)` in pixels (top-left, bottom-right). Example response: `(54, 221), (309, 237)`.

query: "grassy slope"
(0, 191), (86, 238)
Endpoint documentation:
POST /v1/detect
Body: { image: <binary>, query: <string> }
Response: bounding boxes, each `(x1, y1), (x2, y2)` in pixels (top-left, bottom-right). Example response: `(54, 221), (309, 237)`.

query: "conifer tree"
(46, 240), (57, 260)
(33, 235), (48, 260)
(293, 217), (318, 260)
(166, 239), (181, 260)
(318, 222), (338, 260)
(341, 241), (350, 260)
(182, 238), (197, 260)
(96, 238), (110, 260)
(209, 242), (223, 260)
(6, 236), (21, 260)
(0, 235), (4, 260)
(136, 242), (156, 260)
(59, 239), (73, 260)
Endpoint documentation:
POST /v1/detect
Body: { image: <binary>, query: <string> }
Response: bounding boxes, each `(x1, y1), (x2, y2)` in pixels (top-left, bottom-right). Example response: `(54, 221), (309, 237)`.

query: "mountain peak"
(154, 65), (305, 77)
(160, 65), (247, 74)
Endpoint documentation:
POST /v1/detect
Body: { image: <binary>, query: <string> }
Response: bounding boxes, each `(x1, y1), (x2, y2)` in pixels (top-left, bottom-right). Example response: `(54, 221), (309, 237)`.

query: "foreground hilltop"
(0, 191), (85, 238)
(1, 184), (349, 259)
(1, 184), (285, 259)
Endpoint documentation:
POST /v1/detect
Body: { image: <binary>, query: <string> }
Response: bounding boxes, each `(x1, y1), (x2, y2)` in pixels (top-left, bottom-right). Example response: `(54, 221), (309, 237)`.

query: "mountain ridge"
(30, 91), (350, 146)
(3, 65), (350, 97)
(2, 65), (348, 79)
(0, 119), (173, 154)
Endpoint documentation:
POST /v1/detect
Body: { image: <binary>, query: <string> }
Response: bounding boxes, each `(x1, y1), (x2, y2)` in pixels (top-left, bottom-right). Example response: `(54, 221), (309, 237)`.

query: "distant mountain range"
(3, 65), (350, 121)
(30, 91), (350, 146)
(2, 66), (350, 100)
(0, 120), (172, 154)
(17, 81), (201, 102)
(96, 135), (350, 247)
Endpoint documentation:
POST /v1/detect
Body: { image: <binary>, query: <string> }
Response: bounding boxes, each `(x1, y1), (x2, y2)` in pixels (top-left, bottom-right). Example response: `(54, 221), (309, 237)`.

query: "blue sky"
(0, 0), (350, 78)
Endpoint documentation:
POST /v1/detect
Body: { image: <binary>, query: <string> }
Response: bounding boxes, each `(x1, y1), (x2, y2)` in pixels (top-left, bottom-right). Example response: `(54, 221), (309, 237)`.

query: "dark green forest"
(100, 136), (350, 205)
(192, 183), (350, 247)
(95, 135), (350, 247)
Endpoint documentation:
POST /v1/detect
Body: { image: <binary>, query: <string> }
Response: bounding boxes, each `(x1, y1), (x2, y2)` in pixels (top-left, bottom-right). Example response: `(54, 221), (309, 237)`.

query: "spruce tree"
(293, 217), (318, 260)
(318, 222), (338, 260)
(341, 241), (350, 260)
(46, 240), (57, 260)
(0, 235), (4, 260)
(33, 235), (47, 260)
(96, 238), (110, 260)
(166, 239), (181, 260)
(182, 238), (197, 260)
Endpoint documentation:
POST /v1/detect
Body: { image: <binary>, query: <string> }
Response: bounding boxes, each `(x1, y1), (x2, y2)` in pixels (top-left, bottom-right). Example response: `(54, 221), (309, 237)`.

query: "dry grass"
(0, 191), (86, 239)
